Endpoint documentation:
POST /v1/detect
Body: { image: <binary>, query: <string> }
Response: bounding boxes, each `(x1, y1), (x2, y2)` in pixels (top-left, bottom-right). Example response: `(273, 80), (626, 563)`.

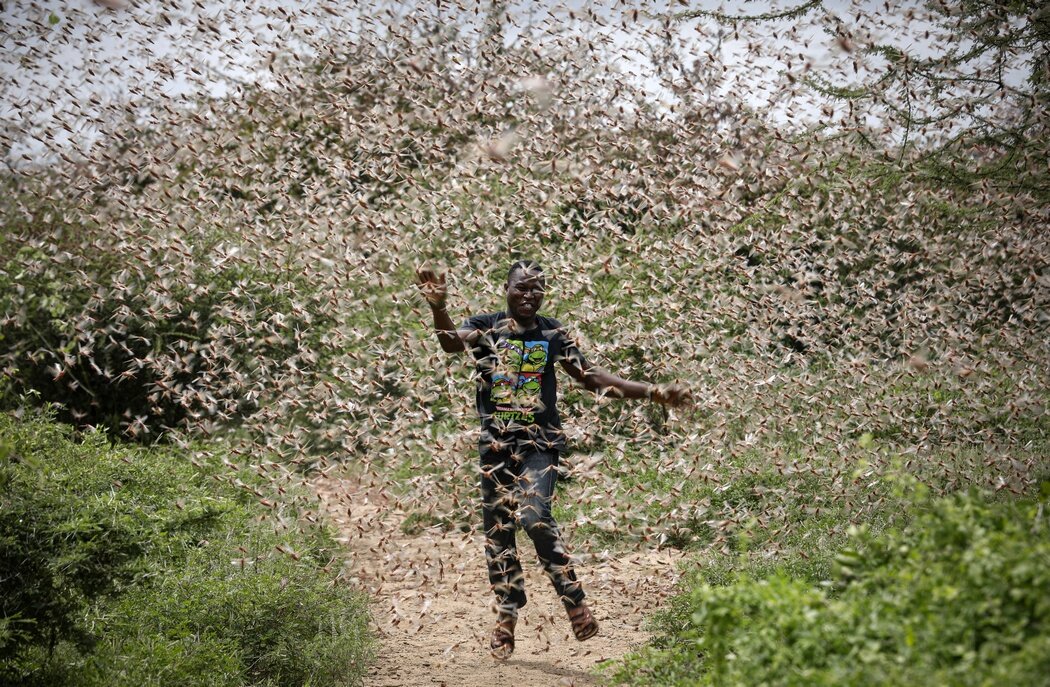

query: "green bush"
(612, 481), (1050, 686)
(0, 411), (372, 686)
(0, 416), (157, 661)
(0, 208), (332, 441)
(76, 556), (372, 687)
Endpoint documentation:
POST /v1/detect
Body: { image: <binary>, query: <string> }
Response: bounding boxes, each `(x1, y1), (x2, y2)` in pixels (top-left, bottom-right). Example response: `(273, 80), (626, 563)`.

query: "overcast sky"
(1, 0), (1020, 167)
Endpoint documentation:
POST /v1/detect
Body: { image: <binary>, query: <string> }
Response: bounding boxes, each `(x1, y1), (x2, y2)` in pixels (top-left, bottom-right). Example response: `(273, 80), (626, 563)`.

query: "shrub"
(612, 481), (1050, 686)
(0, 189), (333, 441)
(77, 556), (372, 687)
(0, 410), (372, 686)
(0, 416), (154, 662)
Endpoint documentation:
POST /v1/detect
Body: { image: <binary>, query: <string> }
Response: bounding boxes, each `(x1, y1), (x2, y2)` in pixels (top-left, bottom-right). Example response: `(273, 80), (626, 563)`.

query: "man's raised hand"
(416, 266), (448, 308)
(650, 383), (692, 408)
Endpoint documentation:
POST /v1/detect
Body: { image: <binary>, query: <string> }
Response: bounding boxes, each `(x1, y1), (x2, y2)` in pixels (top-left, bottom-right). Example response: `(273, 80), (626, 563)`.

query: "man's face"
(506, 268), (545, 321)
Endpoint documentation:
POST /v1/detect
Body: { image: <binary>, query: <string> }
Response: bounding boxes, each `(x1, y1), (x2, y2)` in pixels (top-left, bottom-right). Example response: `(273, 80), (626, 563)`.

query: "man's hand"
(650, 383), (692, 407)
(417, 265), (467, 352)
(416, 266), (448, 308)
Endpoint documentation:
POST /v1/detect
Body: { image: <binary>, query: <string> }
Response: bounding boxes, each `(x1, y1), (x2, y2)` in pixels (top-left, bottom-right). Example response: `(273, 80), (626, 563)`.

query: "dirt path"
(312, 471), (684, 687)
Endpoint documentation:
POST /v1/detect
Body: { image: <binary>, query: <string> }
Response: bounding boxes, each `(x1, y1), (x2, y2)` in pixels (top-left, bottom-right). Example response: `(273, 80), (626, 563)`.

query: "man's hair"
(507, 259), (544, 283)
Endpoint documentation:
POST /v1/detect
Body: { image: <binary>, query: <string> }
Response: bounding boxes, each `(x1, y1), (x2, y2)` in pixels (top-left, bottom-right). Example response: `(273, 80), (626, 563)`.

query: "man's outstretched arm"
(417, 266), (475, 353)
(560, 357), (691, 406)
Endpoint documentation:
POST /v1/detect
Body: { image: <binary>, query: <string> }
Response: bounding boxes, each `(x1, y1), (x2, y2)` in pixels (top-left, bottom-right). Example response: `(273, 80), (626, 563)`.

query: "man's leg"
(481, 451), (527, 611)
(514, 450), (586, 608)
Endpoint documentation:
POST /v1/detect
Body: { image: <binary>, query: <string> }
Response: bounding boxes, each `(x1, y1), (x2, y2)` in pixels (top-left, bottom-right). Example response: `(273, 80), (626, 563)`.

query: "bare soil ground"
(312, 472), (684, 687)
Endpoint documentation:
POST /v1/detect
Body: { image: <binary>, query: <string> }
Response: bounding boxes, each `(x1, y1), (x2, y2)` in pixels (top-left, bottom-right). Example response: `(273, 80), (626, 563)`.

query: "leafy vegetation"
(610, 479), (1050, 686)
(0, 410), (372, 686)
(0, 191), (335, 440)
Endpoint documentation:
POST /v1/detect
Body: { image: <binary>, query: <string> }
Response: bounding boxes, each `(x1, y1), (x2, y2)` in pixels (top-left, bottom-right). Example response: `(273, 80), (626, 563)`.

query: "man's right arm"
(430, 302), (470, 353)
(417, 266), (475, 353)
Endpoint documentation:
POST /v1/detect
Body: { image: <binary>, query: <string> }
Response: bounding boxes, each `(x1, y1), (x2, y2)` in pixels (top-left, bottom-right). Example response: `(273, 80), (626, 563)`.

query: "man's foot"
(490, 610), (517, 660)
(566, 602), (599, 641)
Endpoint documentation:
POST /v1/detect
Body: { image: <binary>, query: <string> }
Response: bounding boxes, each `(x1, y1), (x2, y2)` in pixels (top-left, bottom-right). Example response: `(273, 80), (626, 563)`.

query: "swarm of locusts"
(2, 0), (1046, 569)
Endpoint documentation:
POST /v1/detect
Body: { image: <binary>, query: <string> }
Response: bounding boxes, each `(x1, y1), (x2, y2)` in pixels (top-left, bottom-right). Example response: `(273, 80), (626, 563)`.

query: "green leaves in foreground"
(613, 482), (1050, 686)
(0, 411), (372, 687)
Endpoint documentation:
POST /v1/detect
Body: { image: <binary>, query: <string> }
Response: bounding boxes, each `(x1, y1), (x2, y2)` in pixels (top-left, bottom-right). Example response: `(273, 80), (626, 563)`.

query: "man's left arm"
(559, 356), (691, 407)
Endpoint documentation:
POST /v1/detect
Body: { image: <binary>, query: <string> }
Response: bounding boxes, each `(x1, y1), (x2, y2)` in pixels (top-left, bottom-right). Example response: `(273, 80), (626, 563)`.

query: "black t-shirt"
(461, 312), (589, 454)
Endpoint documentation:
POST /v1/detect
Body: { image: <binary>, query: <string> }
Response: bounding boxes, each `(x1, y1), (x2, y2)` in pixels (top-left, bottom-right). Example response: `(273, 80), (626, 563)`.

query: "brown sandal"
(566, 602), (599, 641)
(490, 612), (516, 660)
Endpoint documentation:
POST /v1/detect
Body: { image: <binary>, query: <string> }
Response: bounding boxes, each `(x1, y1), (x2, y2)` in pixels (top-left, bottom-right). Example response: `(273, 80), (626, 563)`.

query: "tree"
(671, 0), (1049, 196)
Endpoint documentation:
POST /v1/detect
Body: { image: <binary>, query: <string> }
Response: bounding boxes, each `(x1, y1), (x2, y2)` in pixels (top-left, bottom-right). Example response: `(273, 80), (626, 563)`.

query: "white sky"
(0, 0), (1032, 167)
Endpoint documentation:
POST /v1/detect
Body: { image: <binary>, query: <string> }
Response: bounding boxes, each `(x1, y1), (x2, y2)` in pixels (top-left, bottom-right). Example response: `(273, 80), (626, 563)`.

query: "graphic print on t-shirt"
(491, 339), (548, 423)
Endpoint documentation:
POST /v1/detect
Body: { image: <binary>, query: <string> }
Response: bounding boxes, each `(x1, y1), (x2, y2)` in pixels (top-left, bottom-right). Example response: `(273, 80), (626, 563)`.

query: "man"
(416, 260), (690, 660)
